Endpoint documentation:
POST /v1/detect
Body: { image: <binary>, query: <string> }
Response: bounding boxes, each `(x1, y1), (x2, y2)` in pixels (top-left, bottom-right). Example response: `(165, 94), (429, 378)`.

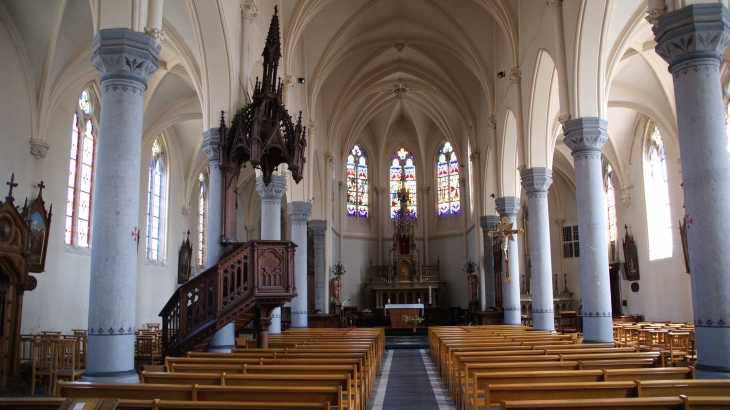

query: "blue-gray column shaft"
(563, 118), (612, 343)
(521, 168), (554, 330)
(85, 29), (159, 383)
(309, 220), (327, 313)
(654, 3), (730, 379)
(495, 197), (521, 325)
(480, 215), (500, 309)
(202, 128), (233, 352)
(256, 175), (287, 333)
(288, 202), (311, 328)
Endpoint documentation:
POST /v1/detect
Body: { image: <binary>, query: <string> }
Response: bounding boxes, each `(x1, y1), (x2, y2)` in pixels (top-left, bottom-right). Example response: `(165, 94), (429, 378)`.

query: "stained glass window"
(346, 145), (368, 218)
(65, 90), (96, 247)
(644, 125), (672, 260)
(390, 148), (417, 218)
(437, 142), (460, 215)
(146, 138), (165, 261)
(197, 172), (206, 268)
(604, 163), (617, 259)
(726, 100), (730, 153)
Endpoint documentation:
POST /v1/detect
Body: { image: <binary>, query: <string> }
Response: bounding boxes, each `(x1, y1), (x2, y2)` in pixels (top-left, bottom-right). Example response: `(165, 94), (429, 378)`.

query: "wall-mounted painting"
(25, 182), (52, 273)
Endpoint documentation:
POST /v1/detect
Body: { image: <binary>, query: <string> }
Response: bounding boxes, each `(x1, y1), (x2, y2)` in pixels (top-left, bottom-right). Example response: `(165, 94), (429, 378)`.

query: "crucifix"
(6, 173), (18, 202)
(487, 216), (524, 284)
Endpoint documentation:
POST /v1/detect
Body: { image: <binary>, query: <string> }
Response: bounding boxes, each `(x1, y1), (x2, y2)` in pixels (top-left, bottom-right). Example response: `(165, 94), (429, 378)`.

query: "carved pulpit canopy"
(219, 6), (307, 186)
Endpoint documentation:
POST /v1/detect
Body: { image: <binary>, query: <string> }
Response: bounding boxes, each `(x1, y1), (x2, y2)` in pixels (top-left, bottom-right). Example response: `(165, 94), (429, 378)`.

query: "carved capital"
(255, 175), (287, 200)
(621, 186), (633, 207)
(308, 220), (328, 236)
(182, 204), (191, 216)
(144, 27), (165, 46)
(308, 121), (318, 133)
(654, 4), (730, 67)
(509, 68), (521, 84)
(324, 152), (334, 166)
(558, 114), (572, 125)
(480, 215), (501, 231)
(91, 28), (160, 86)
(419, 184), (430, 193)
(470, 149), (480, 162)
(562, 117), (608, 156)
(30, 139), (50, 159)
(282, 75), (295, 91)
(487, 116), (497, 130)
(374, 186), (386, 195)
(546, 0), (562, 8)
(645, 3), (666, 27)
(520, 167), (553, 194)
(202, 128), (221, 164)
(338, 180), (345, 190)
(241, 0), (258, 22)
(554, 218), (565, 226)
(495, 196), (521, 217)
(287, 201), (312, 222)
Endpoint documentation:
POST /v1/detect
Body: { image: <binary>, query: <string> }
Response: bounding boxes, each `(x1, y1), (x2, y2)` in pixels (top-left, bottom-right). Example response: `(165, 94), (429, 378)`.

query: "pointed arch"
(389, 146), (418, 219)
(436, 141), (460, 216)
(643, 120), (672, 261)
(345, 143), (369, 218)
(146, 134), (169, 262)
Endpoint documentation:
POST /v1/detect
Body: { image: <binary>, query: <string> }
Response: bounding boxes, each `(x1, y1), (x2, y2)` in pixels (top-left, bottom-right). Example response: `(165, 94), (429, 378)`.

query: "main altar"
(363, 172), (445, 309)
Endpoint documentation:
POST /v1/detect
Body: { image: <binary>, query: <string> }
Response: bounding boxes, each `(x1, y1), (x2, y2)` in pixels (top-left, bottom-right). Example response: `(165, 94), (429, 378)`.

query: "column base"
(291, 312), (307, 328)
(269, 307), (282, 334)
(532, 311), (555, 331)
(695, 327), (730, 379)
(83, 334), (138, 383)
(582, 316), (614, 343)
(205, 323), (235, 352)
(504, 308), (521, 325)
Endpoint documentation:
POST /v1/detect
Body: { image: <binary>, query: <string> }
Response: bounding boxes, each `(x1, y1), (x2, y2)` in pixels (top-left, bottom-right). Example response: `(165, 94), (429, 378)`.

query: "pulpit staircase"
(159, 240), (297, 357)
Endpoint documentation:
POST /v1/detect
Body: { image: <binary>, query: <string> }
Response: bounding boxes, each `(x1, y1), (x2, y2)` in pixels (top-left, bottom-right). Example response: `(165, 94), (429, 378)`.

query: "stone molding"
(520, 167), (553, 194)
(143, 27), (165, 45)
(241, 0), (258, 22)
(88, 326), (135, 335)
(470, 149), (480, 162)
(621, 186), (633, 206)
(480, 215), (501, 231)
(30, 139), (50, 159)
(545, 0), (562, 8)
(495, 196), (520, 217)
(558, 114), (571, 125)
(645, 3), (666, 26)
(509, 68), (521, 84)
(653, 4), (730, 67)
(374, 186), (385, 195)
(287, 201), (312, 222)
(695, 318), (729, 327)
(583, 311), (613, 318)
(487, 116), (497, 130)
(202, 128), (221, 163)
(91, 29), (160, 86)
(182, 204), (191, 216)
(324, 152), (334, 166)
(308, 220), (327, 236)
(533, 308), (554, 314)
(255, 175), (286, 200)
(419, 184), (430, 193)
(563, 117), (608, 156)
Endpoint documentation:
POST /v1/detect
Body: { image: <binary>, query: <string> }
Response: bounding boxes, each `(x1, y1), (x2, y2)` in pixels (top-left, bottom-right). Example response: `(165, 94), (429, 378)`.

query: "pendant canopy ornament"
(219, 6), (307, 187)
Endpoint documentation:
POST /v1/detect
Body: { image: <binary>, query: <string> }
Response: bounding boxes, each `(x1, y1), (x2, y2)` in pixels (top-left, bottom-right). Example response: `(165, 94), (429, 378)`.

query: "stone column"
(563, 118), (612, 343)
(240, 0), (257, 104)
(521, 168), (554, 331)
(323, 153), (334, 313)
(495, 197), (521, 325)
(308, 220), (327, 313)
(144, 0), (165, 46)
(480, 215), (500, 309)
(653, 3), (730, 379)
(256, 175), (287, 333)
(419, 185), (430, 264)
(85, 29), (159, 383)
(202, 128), (234, 352)
(547, 0), (571, 124)
(288, 201), (311, 328)
(375, 186), (385, 264)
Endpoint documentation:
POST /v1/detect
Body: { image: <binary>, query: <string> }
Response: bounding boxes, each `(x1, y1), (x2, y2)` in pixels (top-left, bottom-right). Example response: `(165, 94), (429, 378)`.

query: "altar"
(385, 304), (424, 328)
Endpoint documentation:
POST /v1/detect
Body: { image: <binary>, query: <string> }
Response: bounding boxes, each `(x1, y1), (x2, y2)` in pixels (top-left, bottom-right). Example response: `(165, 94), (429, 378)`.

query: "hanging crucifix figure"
(487, 217), (524, 284)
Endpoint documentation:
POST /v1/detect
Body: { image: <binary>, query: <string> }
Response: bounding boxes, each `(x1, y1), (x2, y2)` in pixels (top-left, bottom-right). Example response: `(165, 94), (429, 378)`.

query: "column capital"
(308, 220), (327, 236)
(202, 128), (221, 164)
(554, 218), (565, 226)
(495, 196), (521, 217)
(509, 68), (521, 84)
(546, 0), (562, 8)
(520, 167), (553, 195)
(241, 0), (258, 22)
(480, 215), (501, 231)
(256, 175), (287, 200)
(287, 201), (312, 222)
(470, 149), (480, 162)
(338, 180), (345, 190)
(91, 28), (160, 86)
(324, 152), (334, 166)
(654, 4), (730, 69)
(487, 116), (497, 130)
(419, 184), (430, 193)
(282, 75), (295, 91)
(182, 204), (191, 216)
(563, 117), (608, 159)
(308, 121), (318, 133)
(374, 186), (386, 195)
(30, 139), (50, 159)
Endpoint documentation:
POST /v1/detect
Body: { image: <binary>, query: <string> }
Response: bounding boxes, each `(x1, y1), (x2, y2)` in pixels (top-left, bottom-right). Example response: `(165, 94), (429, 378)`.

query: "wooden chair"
(558, 311), (578, 334)
(667, 332), (691, 364)
(136, 336), (161, 370)
(54, 339), (85, 394)
(30, 338), (56, 395)
(145, 323), (161, 331)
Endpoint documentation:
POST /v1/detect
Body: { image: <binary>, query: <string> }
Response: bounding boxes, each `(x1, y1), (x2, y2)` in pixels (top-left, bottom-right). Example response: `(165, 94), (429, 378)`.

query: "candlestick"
(428, 286), (432, 304)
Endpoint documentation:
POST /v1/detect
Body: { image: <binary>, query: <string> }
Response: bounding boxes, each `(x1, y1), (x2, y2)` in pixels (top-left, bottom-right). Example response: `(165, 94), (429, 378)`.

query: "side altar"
(363, 170), (445, 309)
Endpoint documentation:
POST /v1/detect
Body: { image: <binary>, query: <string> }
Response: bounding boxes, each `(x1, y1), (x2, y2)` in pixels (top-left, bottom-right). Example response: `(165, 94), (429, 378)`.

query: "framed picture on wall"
(622, 224), (640, 281)
(25, 183), (52, 273)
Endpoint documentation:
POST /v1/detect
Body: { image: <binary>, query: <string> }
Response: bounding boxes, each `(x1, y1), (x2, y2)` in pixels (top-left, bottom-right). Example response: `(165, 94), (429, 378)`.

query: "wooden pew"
(140, 371), (224, 385)
(499, 396), (730, 410)
(0, 398), (332, 410)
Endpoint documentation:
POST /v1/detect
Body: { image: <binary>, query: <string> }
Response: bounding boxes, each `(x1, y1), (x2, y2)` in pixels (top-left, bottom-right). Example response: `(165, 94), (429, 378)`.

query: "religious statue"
(487, 217), (524, 284)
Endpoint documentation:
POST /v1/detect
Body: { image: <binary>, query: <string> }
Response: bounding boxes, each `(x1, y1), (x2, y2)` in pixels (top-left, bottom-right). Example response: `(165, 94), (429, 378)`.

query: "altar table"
(384, 304), (424, 328)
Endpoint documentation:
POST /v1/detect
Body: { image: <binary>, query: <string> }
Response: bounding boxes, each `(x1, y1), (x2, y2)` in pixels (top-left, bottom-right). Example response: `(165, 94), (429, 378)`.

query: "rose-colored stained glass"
(437, 142), (459, 215)
(346, 145), (368, 218)
(390, 148), (417, 219)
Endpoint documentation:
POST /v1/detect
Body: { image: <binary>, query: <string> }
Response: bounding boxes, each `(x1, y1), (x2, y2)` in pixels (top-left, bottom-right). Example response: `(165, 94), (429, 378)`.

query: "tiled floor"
(366, 349), (455, 410)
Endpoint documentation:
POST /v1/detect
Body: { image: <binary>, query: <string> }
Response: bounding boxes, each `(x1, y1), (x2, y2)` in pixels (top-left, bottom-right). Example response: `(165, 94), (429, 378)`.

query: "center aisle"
(366, 349), (455, 410)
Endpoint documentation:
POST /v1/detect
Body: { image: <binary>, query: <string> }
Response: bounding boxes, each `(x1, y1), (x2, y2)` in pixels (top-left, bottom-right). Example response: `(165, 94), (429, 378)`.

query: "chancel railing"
(160, 240), (296, 357)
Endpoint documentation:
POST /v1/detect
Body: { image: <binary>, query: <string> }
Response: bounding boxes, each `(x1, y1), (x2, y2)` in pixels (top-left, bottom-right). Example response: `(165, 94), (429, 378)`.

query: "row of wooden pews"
(1, 328), (383, 410)
(430, 325), (730, 410)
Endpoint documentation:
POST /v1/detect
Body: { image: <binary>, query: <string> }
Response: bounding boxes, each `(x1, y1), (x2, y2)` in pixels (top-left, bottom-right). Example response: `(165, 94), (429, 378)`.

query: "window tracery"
(604, 163), (617, 260)
(437, 142), (460, 215)
(197, 171), (207, 268)
(390, 148), (417, 218)
(644, 124), (672, 260)
(146, 136), (167, 261)
(346, 145), (368, 218)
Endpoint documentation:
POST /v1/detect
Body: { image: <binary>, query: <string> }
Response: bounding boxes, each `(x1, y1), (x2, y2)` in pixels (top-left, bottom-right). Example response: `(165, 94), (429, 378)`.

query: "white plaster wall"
(430, 234), (468, 308)
(340, 237), (378, 310)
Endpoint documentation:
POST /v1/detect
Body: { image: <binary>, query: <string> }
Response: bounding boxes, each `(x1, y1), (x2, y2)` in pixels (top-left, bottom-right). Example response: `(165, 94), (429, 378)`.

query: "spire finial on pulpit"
(37, 181), (45, 197)
(6, 173), (18, 203)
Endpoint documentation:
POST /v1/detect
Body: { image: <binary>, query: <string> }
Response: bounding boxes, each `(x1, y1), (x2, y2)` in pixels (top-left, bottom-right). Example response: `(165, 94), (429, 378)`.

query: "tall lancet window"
(390, 147), (417, 218)
(644, 124), (672, 260)
(437, 142), (460, 215)
(604, 163), (618, 260)
(346, 145), (368, 218)
(65, 89), (97, 247)
(726, 100), (730, 153)
(146, 137), (167, 261)
(197, 171), (207, 268)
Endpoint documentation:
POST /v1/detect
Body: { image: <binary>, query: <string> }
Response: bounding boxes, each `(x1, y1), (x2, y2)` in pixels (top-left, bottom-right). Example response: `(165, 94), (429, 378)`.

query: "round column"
(563, 117), (612, 343)
(495, 197), (521, 325)
(85, 29), (159, 383)
(480, 215), (501, 309)
(202, 127), (234, 352)
(308, 220), (328, 313)
(653, 3), (730, 378)
(256, 175), (286, 333)
(288, 201), (312, 328)
(521, 168), (554, 331)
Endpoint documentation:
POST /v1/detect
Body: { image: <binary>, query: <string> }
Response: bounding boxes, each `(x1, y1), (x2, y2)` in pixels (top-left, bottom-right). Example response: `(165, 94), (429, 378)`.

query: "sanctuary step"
(384, 329), (429, 350)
